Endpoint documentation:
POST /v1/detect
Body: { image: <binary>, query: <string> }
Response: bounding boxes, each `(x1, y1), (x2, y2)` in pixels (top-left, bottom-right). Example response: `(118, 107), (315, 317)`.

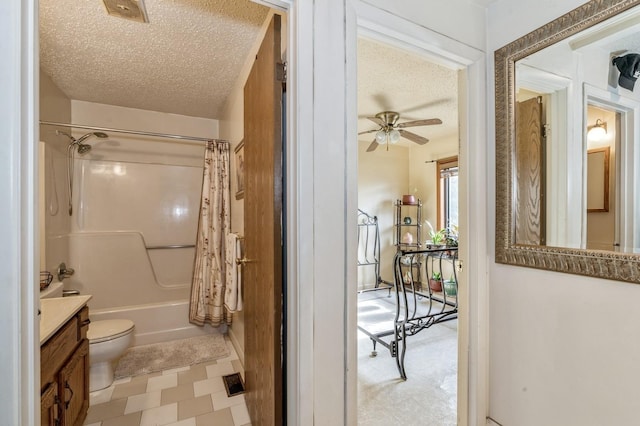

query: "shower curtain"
(189, 140), (231, 326)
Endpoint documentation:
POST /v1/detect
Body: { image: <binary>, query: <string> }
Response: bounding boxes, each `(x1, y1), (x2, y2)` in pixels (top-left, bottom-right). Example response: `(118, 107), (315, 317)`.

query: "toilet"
(87, 319), (135, 392)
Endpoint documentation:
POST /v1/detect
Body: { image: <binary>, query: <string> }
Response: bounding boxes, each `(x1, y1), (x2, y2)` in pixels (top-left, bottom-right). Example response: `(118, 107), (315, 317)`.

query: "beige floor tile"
(111, 379), (149, 400)
(161, 383), (195, 405)
(84, 398), (127, 424)
(166, 418), (197, 426)
(113, 376), (132, 386)
(206, 361), (235, 379)
(178, 395), (213, 420)
(124, 390), (161, 414)
(195, 408), (234, 426)
(211, 390), (245, 411)
(147, 373), (178, 392)
(230, 403), (250, 425)
(139, 402), (178, 426)
(177, 364), (208, 386)
(101, 411), (142, 426)
(193, 376), (226, 397)
(90, 385), (115, 405)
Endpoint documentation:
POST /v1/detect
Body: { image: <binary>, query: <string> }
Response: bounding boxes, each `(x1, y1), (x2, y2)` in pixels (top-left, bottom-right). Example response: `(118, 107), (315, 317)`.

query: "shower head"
(76, 131), (109, 144)
(77, 144), (92, 154)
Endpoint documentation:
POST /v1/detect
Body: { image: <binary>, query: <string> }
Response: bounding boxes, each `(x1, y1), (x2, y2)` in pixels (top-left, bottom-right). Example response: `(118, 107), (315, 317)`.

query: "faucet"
(56, 262), (75, 282)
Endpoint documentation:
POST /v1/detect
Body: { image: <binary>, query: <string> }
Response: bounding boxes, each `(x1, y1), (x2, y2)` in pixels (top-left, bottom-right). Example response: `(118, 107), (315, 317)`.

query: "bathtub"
(63, 231), (223, 346)
(90, 299), (223, 346)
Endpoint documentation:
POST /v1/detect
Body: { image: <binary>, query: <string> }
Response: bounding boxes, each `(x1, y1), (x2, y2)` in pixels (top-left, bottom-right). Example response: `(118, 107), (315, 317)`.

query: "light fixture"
(374, 128), (401, 150)
(587, 119), (607, 141)
(389, 129), (400, 144)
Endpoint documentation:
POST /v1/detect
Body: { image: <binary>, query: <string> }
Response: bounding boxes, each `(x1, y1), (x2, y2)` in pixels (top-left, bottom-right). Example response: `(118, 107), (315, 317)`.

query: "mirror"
(495, 0), (640, 283)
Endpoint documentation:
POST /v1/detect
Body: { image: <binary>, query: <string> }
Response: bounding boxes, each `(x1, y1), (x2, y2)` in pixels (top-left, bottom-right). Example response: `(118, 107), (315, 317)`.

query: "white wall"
(362, 0), (486, 52)
(357, 143), (410, 286)
(488, 1), (640, 424)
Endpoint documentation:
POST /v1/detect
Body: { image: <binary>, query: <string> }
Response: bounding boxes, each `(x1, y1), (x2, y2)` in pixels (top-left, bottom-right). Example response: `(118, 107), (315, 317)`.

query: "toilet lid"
(88, 319), (134, 343)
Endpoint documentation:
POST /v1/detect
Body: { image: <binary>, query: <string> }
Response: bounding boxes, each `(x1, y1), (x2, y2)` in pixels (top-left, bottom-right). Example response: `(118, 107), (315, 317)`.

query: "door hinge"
(276, 62), (287, 83)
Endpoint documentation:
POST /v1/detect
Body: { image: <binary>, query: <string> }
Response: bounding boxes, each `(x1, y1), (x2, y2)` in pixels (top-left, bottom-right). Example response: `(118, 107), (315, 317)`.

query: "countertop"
(40, 295), (92, 345)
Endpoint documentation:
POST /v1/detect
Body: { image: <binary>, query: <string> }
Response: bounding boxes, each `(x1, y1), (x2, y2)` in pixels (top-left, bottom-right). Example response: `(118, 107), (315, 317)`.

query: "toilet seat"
(88, 319), (135, 343)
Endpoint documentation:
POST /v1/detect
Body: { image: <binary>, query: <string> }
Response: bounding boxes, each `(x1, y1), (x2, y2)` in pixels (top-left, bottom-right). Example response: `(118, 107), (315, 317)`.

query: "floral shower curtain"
(189, 140), (231, 326)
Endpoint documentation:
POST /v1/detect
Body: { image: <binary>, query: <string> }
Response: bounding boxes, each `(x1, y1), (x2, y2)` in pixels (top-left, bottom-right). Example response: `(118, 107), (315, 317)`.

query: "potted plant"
(443, 275), (457, 297)
(425, 220), (447, 248)
(429, 271), (442, 292)
(445, 225), (459, 247)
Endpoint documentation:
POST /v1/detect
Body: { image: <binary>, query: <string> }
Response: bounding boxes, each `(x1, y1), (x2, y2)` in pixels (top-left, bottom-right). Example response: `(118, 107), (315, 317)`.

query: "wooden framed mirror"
(495, 0), (640, 283)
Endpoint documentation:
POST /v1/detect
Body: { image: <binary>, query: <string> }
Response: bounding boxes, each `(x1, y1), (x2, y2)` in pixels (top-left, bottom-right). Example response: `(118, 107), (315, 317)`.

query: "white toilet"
(87, 319), (135, 392)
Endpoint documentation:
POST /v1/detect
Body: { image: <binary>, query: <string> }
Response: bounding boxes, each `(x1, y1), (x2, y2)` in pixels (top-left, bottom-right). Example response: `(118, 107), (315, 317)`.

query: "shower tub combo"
(44, 123), (216, 346)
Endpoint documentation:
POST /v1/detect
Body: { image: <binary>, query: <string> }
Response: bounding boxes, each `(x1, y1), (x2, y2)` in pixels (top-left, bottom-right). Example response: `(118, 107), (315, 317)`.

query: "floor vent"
(222, 373), (245, 397)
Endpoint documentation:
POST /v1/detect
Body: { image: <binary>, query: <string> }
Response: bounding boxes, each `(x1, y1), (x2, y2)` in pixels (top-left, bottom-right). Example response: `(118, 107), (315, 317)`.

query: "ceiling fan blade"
(358, 129), (378, 135)
(397, 118), (442, 128)
(366, 139), (379, 152)
(367, 116), (385, 127)
(399, 129), (429, 145)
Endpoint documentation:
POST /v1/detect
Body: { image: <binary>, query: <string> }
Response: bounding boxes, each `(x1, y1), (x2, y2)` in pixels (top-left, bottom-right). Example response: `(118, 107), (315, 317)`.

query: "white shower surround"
(60, 101), (221, 345)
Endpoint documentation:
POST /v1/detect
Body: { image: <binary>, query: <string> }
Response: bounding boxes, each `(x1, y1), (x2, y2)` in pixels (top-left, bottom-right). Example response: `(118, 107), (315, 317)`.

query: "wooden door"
(515, 96), (546, 245)
(243, 14), (284, 426)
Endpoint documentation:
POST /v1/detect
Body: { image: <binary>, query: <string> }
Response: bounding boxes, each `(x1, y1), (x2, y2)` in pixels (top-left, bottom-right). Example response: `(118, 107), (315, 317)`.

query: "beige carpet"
(114, 333), (230, 379)
(357, 291), (457, 426)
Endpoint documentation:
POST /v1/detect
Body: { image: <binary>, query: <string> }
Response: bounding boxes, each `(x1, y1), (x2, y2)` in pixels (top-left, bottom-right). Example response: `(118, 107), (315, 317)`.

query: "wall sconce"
(587, 119), (607, 141)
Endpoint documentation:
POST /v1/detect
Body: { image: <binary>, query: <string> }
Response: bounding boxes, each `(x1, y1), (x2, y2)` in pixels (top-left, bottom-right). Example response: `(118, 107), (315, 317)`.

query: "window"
(437, 156), (459, 231)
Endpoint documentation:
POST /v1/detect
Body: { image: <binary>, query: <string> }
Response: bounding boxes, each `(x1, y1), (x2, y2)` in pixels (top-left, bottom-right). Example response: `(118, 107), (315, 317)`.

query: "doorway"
(355, 36), (461, 424)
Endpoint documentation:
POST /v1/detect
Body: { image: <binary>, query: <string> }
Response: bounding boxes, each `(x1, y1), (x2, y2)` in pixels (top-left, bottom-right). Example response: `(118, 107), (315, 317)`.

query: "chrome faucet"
(57, 262), (75, 281)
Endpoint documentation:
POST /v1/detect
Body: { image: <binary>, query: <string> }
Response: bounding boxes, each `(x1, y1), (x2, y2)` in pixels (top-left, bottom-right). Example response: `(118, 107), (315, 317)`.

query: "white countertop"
(40, 295), (92, 345)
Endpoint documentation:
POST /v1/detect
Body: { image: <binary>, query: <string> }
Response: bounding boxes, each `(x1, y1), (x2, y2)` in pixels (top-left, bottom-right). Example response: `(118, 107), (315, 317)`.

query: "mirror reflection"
(514, 5), (640, 253)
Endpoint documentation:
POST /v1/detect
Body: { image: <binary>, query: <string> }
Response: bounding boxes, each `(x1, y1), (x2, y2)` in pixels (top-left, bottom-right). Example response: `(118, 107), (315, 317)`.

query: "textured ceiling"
(40, 0), (459, 128)
(39, 0), (270, 119)
(357, 38), (459, 145)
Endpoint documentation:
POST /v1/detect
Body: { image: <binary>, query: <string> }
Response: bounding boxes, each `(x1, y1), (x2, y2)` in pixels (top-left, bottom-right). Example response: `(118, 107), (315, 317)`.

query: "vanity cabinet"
(41, 306), (90, 426)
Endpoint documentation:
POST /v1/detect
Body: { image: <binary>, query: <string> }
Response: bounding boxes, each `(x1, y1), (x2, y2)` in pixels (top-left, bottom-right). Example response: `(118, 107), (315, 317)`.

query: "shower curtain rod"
(40, 121), (228, 144)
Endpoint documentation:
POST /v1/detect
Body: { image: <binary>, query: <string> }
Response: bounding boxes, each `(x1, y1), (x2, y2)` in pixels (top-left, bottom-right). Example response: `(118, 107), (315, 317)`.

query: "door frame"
(350, 3), (488, 425)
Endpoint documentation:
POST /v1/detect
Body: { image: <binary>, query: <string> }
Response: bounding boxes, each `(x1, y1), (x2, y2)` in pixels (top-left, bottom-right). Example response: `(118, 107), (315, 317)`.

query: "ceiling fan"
(358, 111), (442, 152)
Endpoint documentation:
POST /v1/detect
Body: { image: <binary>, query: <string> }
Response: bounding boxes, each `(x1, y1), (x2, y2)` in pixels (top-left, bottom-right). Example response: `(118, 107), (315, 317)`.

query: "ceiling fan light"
(375, 130), (387, 143)
(389, 129), (400, 144)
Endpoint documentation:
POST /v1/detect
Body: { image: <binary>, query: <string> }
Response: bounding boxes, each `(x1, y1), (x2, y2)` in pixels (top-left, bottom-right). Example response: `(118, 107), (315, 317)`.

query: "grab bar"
(145, 244), (196, 250)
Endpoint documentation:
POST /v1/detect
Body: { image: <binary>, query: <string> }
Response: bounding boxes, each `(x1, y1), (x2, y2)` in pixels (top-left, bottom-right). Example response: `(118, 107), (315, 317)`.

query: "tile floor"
(84, 338), (250, 426)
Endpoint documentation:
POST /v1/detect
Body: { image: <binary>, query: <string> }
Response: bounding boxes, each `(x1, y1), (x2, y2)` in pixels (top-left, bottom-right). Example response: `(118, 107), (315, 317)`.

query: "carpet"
(114, 333), (230, 379)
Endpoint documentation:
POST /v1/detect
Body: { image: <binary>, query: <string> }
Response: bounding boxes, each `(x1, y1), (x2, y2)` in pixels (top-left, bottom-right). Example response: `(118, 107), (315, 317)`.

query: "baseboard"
(227, 326), (245, 368)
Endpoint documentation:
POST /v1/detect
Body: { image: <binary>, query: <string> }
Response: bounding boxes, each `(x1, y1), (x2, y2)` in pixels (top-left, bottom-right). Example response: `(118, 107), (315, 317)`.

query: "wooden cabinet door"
(41, 383), (59, 426)
(59, 339), (89, 426)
